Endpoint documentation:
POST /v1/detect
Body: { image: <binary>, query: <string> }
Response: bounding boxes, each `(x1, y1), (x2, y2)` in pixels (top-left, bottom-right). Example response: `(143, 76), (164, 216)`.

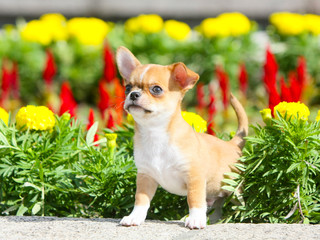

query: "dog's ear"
(172, 63), (199, 91)
(116, 46), (141, 83)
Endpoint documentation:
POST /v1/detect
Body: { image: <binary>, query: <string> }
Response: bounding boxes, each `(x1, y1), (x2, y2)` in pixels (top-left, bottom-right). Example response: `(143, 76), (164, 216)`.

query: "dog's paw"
(185, 208), (207, 229)
(120, 205), (149, 227)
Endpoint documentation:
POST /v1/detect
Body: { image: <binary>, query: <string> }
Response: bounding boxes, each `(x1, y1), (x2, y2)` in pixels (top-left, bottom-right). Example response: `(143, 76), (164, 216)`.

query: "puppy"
(116, 46), (248, 229)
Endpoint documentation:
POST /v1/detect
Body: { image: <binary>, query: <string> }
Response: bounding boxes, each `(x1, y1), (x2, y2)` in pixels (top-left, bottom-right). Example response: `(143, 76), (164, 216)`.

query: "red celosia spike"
(87, 108), (99, 142)
(98, 80), (111, 120)
(196, 82), (206, 110)
(263, 47), (278, 92)
(289, 72), (301, 102)
(43, 49), (57, 87)
(297, 56), (306, 87)
(59, 82), (77, 117)
(208, 84), (216, 123)
(238, 63), (248, 95)
(215, 65), (229, 110)
(11, 62), (19, 99)
(207, 122), (215, 136)
(103, 43), (116, 83)
(106, 110), (115, 129)
(268, 85), (281, 116)
(113, 78), (125, 124)
(280, 76), (292, 102)
(1, 60), (11, 103)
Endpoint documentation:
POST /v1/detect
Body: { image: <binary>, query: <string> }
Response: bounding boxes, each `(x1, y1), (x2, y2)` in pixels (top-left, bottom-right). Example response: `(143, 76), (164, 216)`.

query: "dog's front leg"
(185, 172), (207, 229)
(120, 173), (158, 226)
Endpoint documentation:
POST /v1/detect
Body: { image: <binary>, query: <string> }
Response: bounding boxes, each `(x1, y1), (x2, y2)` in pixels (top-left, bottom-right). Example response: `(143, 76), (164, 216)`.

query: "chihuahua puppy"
(116, 46), (248, 229)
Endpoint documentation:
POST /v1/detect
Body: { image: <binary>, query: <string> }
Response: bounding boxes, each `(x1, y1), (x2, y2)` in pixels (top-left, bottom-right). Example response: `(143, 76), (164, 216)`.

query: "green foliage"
(223, 114), (320, 223)
(0, 120), (188, 220)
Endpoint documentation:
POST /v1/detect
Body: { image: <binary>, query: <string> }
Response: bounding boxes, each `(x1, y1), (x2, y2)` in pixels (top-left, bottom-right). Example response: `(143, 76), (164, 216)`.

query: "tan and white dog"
(116, 46), (248, 229)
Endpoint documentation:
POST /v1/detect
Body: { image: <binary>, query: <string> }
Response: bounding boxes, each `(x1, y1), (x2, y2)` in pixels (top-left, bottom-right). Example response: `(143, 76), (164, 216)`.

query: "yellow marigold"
(67, 17), (111, 46)
(20, 13), (68, 45)
(218, 12), (251, 36)
(0, 107), (9, 126)
(274, 102), (310, 121)
(305, 14), (320, 35)
(260, 108), (272, 125)
(105, 133), (117, 149)
(16, 106), (55, 131)
(125, 14), (163, 34)
(164, 20), (191, 41)
(270, 12), (305, 36)
(181, 111), (207, 133)
(199, 12), (251, 38)
(316, 110), (320, 122)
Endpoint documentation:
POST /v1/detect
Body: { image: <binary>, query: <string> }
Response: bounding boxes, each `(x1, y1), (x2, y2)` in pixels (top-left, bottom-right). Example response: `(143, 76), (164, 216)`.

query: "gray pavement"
(0, 216), (320, 240)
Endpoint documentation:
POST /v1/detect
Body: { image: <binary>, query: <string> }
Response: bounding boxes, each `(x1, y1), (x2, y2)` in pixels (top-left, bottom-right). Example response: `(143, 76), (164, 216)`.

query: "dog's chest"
(134, 130), (188, 196)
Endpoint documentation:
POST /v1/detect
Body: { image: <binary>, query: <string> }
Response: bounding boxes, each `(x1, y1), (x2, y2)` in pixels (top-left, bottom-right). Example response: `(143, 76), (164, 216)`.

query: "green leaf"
(222, 179), (238, 187)
(86, 122), (98, 145)
(221, 185), (235, 192)
(32, 202), (42, 215)
(0, 132), (9, 145)
(23, 182), (42, 191)
(16, 205), (28, 216)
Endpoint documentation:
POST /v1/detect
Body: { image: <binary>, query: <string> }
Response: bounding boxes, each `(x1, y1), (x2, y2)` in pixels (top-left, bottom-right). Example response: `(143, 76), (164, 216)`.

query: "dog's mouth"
(126, 104), (152, 114)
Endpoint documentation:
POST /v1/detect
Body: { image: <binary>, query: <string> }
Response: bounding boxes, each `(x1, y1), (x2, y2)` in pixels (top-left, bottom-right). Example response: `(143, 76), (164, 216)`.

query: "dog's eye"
(125, 84), (132, 95)
(150, 86), (163, 95)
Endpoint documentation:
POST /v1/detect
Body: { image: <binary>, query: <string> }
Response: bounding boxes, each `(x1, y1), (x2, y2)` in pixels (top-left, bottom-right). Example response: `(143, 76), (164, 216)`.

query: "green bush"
(223, 113), (320, 223)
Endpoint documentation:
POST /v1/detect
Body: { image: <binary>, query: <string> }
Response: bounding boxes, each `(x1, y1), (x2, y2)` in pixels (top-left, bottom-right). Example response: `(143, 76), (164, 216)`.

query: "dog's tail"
(229, 93), (248, 149)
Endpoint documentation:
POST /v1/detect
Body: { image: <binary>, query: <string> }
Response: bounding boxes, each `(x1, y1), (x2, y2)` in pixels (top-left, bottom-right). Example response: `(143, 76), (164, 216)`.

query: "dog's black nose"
(130, 91), (141, 101)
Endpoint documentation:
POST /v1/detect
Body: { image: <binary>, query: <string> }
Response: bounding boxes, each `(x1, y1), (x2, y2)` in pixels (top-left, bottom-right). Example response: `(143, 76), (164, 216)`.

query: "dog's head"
(116, 46), (199, 125)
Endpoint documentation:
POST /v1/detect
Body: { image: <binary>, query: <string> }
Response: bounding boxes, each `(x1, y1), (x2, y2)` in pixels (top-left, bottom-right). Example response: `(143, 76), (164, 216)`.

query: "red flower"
(297, 56), (306, 87)
(106, 110), (115, 129)
(208, 84), (216, 123)
(280, 76), (292, 102)
(59, 82), (77, 117)
(1, 61), (11, 103)
(103, 44), (116, 83)
(238, 63), (248, 95)
(11, 62), (19, 99)
(289, 72), (301, 102)
(196, 82), (206, 110)
(215, 65), (229, 110)
(263, 47), (278, 92)
(87, 108), (99, 142)
(43, 49), (56, 88)
(113, 78), (125, 124)
(268, 85), (281, 115)
(98, 80), (111, 120)
(207, 122), (215, 136)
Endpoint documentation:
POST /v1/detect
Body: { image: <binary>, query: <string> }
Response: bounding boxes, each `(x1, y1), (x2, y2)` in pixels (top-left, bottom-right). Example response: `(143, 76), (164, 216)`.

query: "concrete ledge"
(0, 216), (319, 240)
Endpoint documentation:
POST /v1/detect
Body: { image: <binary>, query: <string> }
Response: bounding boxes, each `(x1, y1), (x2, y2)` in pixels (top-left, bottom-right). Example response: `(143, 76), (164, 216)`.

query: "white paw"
(185, 208), (207, 229)
(120, 205), (149, 227)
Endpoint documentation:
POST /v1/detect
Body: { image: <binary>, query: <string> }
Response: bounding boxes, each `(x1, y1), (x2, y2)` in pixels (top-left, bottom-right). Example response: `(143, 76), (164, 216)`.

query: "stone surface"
(0, 216), (320, 240)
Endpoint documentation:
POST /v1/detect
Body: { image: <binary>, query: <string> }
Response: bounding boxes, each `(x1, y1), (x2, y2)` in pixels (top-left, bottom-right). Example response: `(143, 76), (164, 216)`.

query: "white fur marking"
(185, 207), (207, 229)
(120, 205), (149, 226)
(140, 65), (151, 83)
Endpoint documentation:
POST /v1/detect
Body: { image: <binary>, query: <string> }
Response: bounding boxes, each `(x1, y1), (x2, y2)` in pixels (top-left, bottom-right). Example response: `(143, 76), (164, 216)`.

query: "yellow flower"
(270, 12), (305, 36)
(20, 13), (68, 45)
(105, 133), (117, 149)
(260, 108), (272, 125)
(305, 14), (320, 35)
(67, 17), (111, 46)
(316, 110), (320, 122)
(16, 106), (55, 131)
(181, 111), (207, 133)
(199, 12), (251, 38)
(125, 14), (163, 34)
(164, 20), (191, 41)
(274, 102), (310, 121)
(0, 107), (9, 126)
(127, 114), (134, 125)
